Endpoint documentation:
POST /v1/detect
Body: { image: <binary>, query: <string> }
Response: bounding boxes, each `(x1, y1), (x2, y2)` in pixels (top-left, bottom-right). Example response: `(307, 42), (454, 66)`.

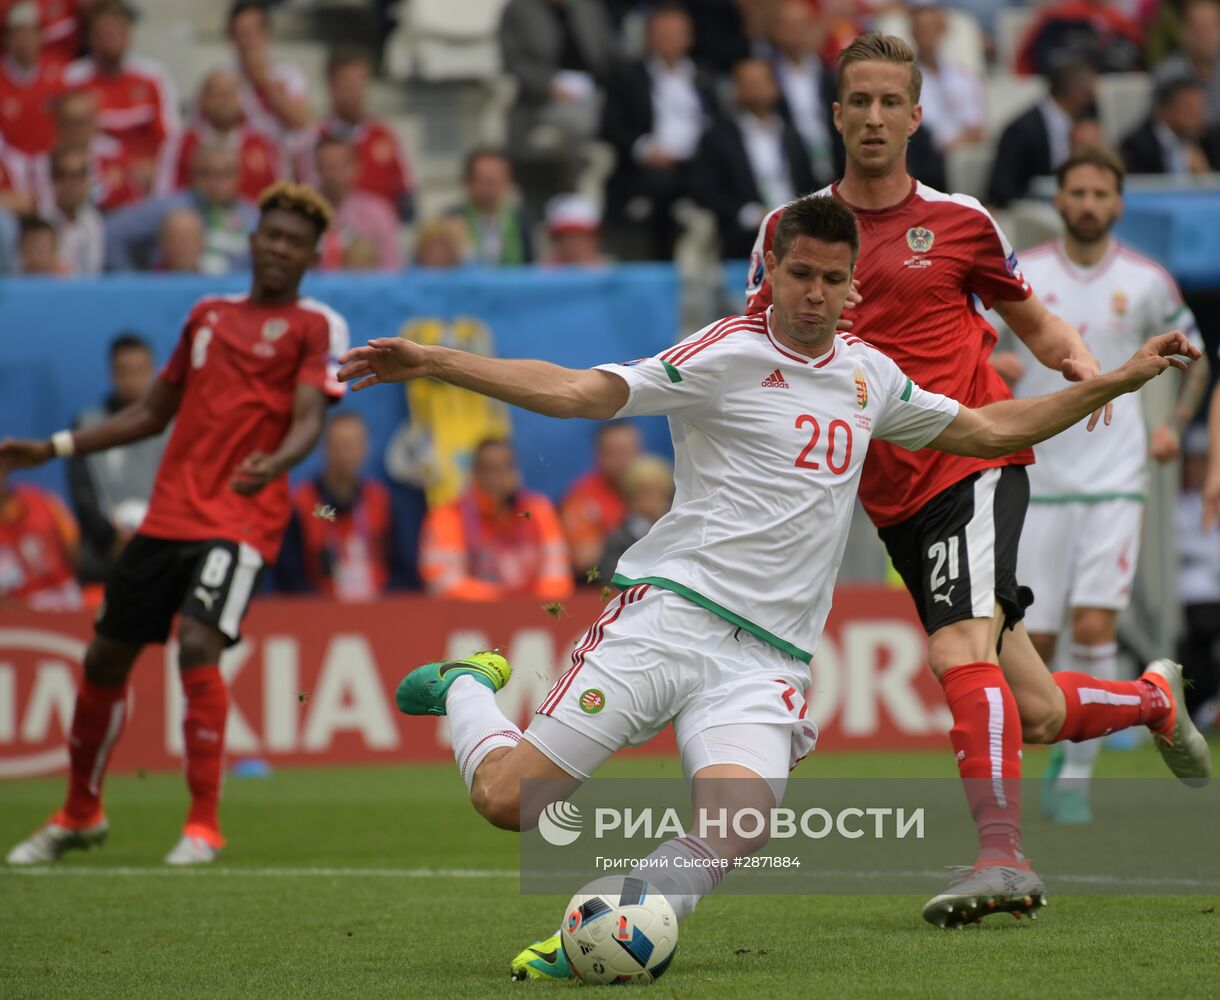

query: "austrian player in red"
(745, 34), (1212, 926)
(3, 182), (347, 866)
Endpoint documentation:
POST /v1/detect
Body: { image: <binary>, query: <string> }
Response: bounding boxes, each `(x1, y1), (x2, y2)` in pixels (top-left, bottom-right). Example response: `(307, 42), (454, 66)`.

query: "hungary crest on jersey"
(853, 367), (869, 409)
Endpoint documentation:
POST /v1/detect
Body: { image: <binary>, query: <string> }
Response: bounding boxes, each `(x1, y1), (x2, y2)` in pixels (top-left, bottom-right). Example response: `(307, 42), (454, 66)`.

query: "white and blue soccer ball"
(560, 876), (678, 985)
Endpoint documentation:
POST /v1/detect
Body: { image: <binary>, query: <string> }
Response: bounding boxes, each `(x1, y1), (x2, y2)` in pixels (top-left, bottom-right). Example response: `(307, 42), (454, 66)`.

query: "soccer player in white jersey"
(338, 196), (1200, 971)
(996, 147), (1212, 823)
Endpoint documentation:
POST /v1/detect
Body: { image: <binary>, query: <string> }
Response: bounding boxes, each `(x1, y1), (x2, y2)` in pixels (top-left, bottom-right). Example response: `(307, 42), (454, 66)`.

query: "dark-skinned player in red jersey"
(3, 182), (348, 867)
(745, 34), (1210, 927)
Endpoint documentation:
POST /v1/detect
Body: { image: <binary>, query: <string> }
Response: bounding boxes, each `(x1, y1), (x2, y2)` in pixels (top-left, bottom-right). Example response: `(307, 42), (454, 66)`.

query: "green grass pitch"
(2, 745), (1218, 999)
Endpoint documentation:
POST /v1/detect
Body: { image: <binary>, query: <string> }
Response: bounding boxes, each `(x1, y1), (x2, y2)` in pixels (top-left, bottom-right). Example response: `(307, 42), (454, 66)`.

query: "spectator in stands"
(600, 2), (713, 260)
(67, 332), (167, 587)
(420, 438), (572, 601)
(1016, 0), (1144, 76)
(499, 0), (617, 155)
(313, 135), (402, 271)
(1121, 73), (1220, 175)
(986, 57), (1099, 207)
(0, 133), (33, 212)
(544, 192), (605, 266)
(595, 454), (673, 582)
(310, 45), (414, 221)
(156, 206), (204, 272)
(0, 464), (83, 610)
(691, 57), (815, 259)
(63, 1), (178, 192)
(766, 0), (838, 188)
(19, 0), (88, 65)
(155, 68), (280, 202)
(0, 2), (64, 158)
(561, 421), (639, 579)
(911, 0), (984, 153)
(35, 87), (140, 212)
(1155, 0), (1220, 128)
(41, 143), (102, 274)
(16, 212), (60, 272)
(1127, 71), (1220, 173)
(226, 0), (310, 142)
(448, 147), (533, 266)
(276, 412), (417, 600)
(104, 142), (257, 272)
(1178, 424), (1220, 724)
(413, 216), (470, 268)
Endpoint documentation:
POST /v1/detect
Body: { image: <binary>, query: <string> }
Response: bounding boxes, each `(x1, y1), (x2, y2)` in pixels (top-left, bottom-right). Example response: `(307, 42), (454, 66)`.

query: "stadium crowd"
(0, 0), (1219, 270)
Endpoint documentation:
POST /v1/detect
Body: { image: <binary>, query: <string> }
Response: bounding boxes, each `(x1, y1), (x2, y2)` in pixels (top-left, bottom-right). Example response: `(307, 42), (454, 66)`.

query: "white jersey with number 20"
(596, 309), (958, 664)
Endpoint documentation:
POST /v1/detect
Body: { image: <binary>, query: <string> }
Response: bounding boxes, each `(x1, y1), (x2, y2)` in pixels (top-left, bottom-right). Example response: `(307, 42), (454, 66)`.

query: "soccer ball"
(560, 876), (678, 985)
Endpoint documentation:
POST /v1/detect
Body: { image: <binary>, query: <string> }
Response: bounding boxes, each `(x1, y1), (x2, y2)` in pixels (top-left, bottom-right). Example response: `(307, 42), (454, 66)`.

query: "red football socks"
(1052, 671), (1170, 743)
(58, 679), (129, 825)
(939, 662), (1024, 865)
(181, 666), (228, 837)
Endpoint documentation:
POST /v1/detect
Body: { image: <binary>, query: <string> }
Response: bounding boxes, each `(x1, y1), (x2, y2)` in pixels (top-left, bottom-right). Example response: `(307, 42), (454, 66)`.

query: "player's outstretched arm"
(0, 378), (182, 470)
(338, 338), (629, 420)
(929, 331), (1200, 459)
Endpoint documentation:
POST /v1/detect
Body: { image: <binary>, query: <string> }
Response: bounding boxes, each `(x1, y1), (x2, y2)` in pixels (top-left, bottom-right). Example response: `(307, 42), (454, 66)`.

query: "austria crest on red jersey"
(262, 318), (289, 342)
(906, 227), (934, 253)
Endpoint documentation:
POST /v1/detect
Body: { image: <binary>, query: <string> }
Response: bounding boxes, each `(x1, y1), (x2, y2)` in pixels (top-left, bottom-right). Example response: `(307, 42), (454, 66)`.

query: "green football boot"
(1050, 785), (1093, 824)
(509, 931), (572, 981)
(395, 651), (511, 716)
(1040, 743), (1065, 819)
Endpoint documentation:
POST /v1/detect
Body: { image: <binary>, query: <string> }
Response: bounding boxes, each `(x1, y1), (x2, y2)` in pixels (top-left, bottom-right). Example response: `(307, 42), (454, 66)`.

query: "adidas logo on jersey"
(761, 368), (790, 389)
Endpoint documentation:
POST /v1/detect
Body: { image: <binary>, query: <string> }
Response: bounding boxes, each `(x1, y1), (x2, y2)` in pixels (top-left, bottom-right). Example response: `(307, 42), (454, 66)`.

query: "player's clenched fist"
(338, 337), (431, 391)
(0, 438), (54, 470)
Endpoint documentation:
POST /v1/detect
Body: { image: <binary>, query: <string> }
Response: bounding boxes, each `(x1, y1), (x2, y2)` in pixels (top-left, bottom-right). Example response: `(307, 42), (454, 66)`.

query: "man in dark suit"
(1121, 74), (1220, 175)
(692, 58), (815, 259)
(765, 0), (840, 189)
(601, 3), (715, 259)
(987, 58), (1098, 207)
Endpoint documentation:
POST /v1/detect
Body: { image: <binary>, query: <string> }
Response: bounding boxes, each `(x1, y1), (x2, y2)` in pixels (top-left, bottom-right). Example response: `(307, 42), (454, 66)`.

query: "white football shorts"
(522, 584), (819, 787)
(1018, 498), (1143, 633)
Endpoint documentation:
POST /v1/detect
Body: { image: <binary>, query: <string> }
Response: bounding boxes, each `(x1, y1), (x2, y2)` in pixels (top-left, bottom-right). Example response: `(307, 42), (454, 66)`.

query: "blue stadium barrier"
(0, 265), (680, 502)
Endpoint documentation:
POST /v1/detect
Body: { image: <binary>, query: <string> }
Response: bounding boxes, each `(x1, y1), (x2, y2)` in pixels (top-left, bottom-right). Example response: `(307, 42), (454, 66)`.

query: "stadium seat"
(946, 144), (992, 200)
(385, 0), (508, 82)
(873, 8), (986, 78)
(1098, 74), (1152, 147)
(983, 73), (1046, 139)
(994, 6), (1038, 73)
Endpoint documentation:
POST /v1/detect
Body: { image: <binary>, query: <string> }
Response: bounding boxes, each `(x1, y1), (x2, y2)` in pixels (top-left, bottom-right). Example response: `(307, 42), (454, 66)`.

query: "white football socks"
(1059, 641), (1120, 784)
(628, 834), (723, 921)
(445, 675), (521, 792)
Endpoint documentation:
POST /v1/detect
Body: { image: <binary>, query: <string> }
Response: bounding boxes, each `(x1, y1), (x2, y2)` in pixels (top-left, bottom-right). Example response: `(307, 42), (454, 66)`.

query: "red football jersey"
(0, 56), (64, 156)
(310, 118), (413, 212)
(140, 295), (348, 562)
(62, 55), (179, 164)
(745, 180), (1034, 527)
(156, 124), (282, 202)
